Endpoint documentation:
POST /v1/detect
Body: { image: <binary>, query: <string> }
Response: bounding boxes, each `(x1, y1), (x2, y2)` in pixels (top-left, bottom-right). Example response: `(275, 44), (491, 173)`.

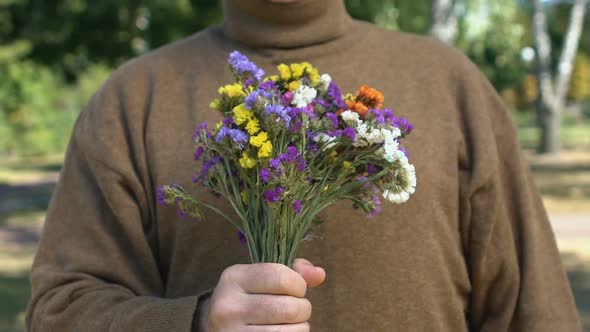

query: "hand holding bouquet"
(159, 51), (416, 267)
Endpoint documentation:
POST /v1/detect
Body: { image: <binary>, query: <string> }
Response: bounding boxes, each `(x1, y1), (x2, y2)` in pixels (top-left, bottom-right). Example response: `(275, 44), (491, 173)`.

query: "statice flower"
(229, 51), (265, 81)
(292, 85), (318, 108)
(159, 51), (417, 267)
(264, 186), (285, 203)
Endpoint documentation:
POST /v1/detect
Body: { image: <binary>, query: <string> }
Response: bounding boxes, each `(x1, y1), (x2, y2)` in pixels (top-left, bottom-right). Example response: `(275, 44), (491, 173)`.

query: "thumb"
(293, 258), (326, 288)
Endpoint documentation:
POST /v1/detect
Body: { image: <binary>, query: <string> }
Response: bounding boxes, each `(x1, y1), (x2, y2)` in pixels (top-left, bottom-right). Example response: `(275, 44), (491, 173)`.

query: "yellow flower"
(258, 141), (273, 158)
(290, 63), (306, 79)
(218, 83), (245, 98)
(278, 64), (291, 80)
(233, 103), (253, 125)
(239, 153), (256, 169)
(287, 81), (301, 91)
(245, 117), (260, 135)
(215, 121), (223, 130)
(240, 191), (248, 203)
(209, 99), (221, 110)
(329, 151), (338, 161)
(250, 131), (269, 147)
(343, 161), (353, 169)
(266, 75), (279, 82)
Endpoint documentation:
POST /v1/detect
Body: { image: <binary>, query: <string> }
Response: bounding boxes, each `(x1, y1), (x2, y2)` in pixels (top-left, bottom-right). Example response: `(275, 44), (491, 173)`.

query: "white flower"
(318, 74), (332, 91)
(383, 190), (411, 204)
(313, 133), (337, 150)
(382, 159), (417, 204)
(341, 110), (361, 127)
(292, 85), (318, 108)
(383, 140), (400, 163)
(353, 123), (370, 147)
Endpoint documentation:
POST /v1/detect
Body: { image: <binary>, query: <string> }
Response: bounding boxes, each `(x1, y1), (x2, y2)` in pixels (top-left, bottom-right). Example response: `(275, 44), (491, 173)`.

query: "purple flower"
(193, 146), (205, 161)
(223, 116), (234, 126)
(293, 200), (302, 214)
(216, 127), (249, 149)
(229, 51), (265, 81)
(383, 109), (394, 123)
(245, 90), (260, 110)
(327, 129), (342, 137)
(245, 90), (272, 110)
(244, 78), (255, 87)
(369, 109), (385, 124)
(343, 127), (357, 141)
(280, 146), (300, 163)
(265, 104), (291, 126)
(193, 122), (208, 139)
(399, 146), (410, 158)
(237, 231), (247, 245)
(316, 99), (331, 110)
(201, 156), (222, 183)
(260, 80), (278, 91)
(367, 164), (377, 175)
(326, 112), (339, 128)
(260, 168), (271, 183)
(393, 117), (414, 134)
(327, 82), (346, 109)
(368, 192), (383, 218)
(296, 160), (307, 171)
(156, 186), (167, 206)
(264, 186), (285, 203)
(269, 158), (282, 170)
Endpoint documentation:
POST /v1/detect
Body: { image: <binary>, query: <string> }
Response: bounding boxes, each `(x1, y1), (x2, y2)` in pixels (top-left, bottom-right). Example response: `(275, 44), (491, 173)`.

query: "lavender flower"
(265, 104), (291, 126)
(237, 231), (247, 245)
(343, 127), (357, 141)
(327, 82), (346, 109)
(399, 146), (410, 158)
(326, 112), (339, 128)
(369, 109), (385, 124)
(229, 51), (265, 81)
(201, 156), (222, 183)
(156, 186), (168, 206)
(393, 117), (414, 134)
(215, 127), (249, 149)
(293, 200), (302, 214)
(264, 186), (285, 203)
(260, 168), (271, 183)
(193, 146), (205, 161)
(193, 122), (208, 139)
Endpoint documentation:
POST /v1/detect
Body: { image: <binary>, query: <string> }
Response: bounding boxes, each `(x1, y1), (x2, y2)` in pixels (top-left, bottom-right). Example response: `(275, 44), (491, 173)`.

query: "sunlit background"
(0, 0), (589, 331)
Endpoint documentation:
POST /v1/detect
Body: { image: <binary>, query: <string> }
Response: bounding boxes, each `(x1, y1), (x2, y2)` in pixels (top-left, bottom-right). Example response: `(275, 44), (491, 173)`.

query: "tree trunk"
(532, 0), (588, 154)
(429, 0), (457, 44)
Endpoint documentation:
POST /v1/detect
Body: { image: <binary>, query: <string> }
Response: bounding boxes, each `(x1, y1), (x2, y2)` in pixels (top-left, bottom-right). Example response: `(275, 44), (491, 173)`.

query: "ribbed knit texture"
(27, 1), (581, 331)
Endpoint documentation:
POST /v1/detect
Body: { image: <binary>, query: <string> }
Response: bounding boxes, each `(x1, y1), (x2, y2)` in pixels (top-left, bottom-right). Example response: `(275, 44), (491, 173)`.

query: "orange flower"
(357, 84), (384, 109)
(346, 100), (369, 118)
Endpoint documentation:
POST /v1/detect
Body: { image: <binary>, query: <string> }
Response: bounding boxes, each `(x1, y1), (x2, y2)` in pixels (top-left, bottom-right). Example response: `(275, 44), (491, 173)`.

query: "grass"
(514, 111), (590, 151)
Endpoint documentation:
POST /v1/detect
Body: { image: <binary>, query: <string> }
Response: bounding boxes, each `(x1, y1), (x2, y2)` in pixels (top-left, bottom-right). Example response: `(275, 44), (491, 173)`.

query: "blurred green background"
(0, 0), (589, 331)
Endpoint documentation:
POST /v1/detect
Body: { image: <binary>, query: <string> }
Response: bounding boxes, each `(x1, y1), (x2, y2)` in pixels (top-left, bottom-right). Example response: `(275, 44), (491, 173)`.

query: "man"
(26, 0), (581, 331)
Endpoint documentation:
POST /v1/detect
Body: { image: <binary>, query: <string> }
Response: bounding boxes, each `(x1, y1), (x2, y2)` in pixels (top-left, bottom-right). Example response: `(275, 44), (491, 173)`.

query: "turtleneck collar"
(222, 0), (353, 49)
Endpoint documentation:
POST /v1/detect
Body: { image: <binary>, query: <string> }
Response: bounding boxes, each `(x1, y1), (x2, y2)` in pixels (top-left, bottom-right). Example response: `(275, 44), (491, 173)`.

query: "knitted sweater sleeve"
(25, 64), (210, 332)
(455, 58), (581, 331)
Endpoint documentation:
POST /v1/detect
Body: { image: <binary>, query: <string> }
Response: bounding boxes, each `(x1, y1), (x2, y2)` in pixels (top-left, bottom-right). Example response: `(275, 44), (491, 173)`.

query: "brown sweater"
(26, 0), (581, 331)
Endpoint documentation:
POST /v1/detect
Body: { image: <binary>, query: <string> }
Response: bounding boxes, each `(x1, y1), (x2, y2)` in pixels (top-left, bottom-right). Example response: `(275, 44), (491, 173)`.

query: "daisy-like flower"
(383, 158), (416, 204)
(340, 110), (361, 127)
(292, 85), (318, 108)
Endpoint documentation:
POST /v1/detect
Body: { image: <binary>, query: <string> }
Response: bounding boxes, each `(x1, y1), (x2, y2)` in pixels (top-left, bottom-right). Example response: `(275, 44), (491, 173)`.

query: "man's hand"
(199, 258), (326, 331)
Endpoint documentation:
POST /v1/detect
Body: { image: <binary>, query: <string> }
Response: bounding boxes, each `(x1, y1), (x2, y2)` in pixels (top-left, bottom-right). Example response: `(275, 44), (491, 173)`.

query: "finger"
(233, 263), (307, 297)
(243, 294), (311, 325)
(245, 322), (310, 332)
(293, 258), (326, 288)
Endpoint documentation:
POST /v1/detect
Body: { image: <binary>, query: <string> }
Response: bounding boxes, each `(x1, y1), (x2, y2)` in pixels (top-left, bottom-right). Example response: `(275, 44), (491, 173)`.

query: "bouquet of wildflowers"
(158, 51), (416, 267)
